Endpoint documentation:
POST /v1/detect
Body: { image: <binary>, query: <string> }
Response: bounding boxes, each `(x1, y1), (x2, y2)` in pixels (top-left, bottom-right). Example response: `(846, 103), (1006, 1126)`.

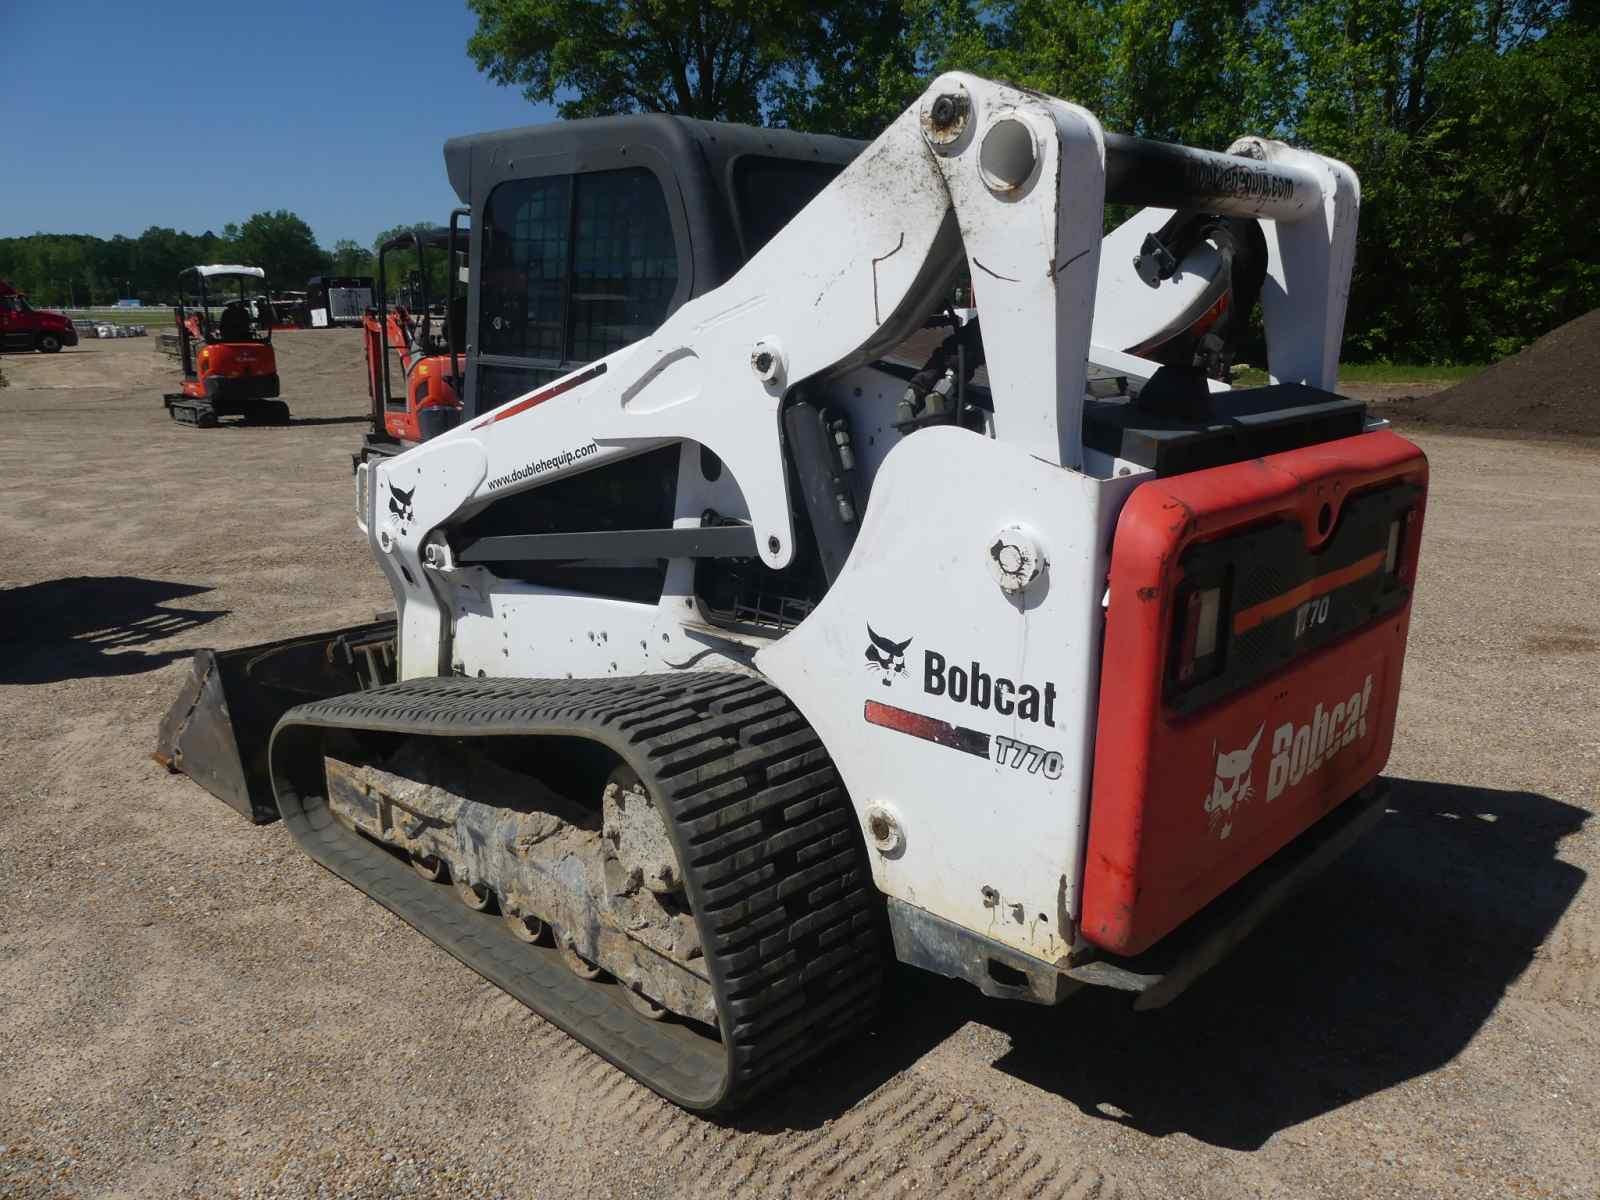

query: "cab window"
(732, 156), (843, 258)
(477, 167), (678, 370)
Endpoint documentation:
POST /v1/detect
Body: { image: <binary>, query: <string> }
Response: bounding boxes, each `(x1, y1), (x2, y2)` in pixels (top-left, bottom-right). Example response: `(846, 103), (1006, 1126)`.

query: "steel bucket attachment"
(154, 620), (397, 823)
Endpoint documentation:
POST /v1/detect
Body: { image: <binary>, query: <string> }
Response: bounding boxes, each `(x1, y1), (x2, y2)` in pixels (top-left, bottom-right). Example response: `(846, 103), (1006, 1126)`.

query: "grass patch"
(1231, 362), (1483, 388)
(1338, 362), (1483, 384)
(68, 309), (177, 327)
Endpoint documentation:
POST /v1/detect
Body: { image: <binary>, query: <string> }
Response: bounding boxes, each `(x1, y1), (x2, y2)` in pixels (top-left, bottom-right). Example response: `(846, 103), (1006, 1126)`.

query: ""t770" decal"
(864, 701), (1063, 780)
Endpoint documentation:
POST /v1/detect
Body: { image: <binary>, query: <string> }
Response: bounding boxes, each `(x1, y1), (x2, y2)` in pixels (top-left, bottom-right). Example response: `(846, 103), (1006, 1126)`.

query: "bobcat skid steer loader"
(158, 73), (1427, 1112)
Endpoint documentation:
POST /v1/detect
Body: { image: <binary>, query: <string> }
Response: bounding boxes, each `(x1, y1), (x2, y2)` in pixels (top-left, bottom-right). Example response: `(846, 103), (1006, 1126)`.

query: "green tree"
(468, 0), (872, 122)
(331, 238), (375, 278)
(5, 2), (1597, 361)
(1281, 0), (1592, 360)
(371, 223), (451, 303)
(139, 228), (182, 300)
(233, 211), (330, 291)
(371, 223), (446, 257)
(765, 0), (988, 136)
(0, 220), (322, 306)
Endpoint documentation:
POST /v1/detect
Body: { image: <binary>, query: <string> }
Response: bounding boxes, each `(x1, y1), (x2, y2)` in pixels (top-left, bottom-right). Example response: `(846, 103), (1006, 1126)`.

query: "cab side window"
(732, 157), (843, 259)
(476, 167), (679, 405)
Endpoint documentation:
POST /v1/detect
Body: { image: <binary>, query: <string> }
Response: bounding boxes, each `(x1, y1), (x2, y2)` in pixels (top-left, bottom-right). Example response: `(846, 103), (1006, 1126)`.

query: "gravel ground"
(1, 334), (1596, 1199)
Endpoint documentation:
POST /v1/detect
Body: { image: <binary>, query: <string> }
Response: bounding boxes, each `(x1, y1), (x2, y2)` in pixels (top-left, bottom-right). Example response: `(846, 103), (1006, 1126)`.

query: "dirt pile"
(1389, 309), (1600, 436)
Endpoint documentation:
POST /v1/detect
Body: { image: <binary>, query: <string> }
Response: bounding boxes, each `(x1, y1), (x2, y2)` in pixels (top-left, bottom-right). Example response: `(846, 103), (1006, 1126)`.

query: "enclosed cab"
(442, 114), (862, 417)
(0, 280), (78, 353)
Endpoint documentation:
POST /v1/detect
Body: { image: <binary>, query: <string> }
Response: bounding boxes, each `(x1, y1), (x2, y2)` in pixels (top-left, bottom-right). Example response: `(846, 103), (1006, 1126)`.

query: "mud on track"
(1, 333), (1597, 1198)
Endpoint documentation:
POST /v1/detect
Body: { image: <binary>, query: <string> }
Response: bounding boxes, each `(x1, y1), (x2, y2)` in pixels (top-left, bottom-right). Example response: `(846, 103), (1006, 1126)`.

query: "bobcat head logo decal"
(1204, 723), (1263, 840)
(864, 625), (913, 686)
(388, 482), (415, 522)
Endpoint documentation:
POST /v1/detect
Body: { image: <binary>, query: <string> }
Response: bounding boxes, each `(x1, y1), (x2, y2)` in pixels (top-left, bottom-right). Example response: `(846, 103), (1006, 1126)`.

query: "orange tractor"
(357, 215), (466, 465)
(162, 265), (287, 427)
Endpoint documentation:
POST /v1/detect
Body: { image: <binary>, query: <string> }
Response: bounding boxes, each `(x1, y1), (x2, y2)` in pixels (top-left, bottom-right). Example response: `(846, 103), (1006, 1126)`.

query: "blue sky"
(1, 2), (557, 246)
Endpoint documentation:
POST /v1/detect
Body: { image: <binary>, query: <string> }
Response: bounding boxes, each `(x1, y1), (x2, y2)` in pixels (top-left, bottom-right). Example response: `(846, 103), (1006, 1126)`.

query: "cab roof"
(187, 264), (267, 279)
(442, 112), (862, 210)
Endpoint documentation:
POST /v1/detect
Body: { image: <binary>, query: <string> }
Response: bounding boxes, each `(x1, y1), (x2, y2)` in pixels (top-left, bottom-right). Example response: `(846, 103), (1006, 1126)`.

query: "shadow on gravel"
(727, 778), (1588, 1139)
(721, 778), (1586, 1138)
(280, 415), (370, 428)
(284, 416), (368, 428)
(0, 576), (227, 683)
(194, 415), (370, 430)
(971, 776), (1589, 1149)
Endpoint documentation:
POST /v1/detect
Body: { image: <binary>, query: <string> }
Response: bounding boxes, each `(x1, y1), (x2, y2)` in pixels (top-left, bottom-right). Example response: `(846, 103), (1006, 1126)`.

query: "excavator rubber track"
(163, 396), (290, 427)
(164, 395), (218, 428)
(269, 671), (883, 1112)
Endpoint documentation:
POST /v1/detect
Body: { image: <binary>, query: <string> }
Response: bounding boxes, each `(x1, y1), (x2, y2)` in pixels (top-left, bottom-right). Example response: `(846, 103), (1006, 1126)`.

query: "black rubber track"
(269, 672), (884, 1112)
(166, 397), (217, 428)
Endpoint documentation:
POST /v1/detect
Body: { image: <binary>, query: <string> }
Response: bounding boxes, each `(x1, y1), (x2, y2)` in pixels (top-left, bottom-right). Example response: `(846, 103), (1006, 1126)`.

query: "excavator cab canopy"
(178, 265), (274, 345)
(370, 215), (470, 422)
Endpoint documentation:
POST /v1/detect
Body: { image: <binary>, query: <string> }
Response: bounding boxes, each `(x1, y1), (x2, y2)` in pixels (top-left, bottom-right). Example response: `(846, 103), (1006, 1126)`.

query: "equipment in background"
(0, 280), (79, 353)
(158, 78), (1429, 1115)
(269, 292), (309, 329)
(356, 215), (468, 466)
(306, 275), (373, 328)
(161, 265), (286, 427)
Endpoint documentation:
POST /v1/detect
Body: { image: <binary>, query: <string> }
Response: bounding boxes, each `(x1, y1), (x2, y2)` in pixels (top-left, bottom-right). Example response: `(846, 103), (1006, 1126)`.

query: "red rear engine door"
(1082, 429), (1428, 956)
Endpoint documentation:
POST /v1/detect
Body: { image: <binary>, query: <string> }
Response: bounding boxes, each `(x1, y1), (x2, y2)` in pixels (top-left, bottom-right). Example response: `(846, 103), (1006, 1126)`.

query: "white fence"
(49, 309), (152, 338)
(52, 305), (168, 322)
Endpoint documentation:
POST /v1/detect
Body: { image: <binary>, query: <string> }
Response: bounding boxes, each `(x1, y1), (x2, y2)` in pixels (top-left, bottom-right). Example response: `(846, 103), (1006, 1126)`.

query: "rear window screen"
(478, 167), (679, 365)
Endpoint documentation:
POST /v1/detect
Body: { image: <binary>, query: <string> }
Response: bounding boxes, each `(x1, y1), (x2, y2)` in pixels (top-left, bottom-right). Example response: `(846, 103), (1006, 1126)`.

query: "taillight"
(1172, 584), (1224, 686)
(1384, 512), (1410, 578)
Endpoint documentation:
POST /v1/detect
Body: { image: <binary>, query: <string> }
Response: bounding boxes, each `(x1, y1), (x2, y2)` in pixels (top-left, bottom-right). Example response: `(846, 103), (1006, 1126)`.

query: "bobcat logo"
(388, 482), (415, 522)
(1204, 724), (1263, 840)
(864, 625), (913, 685)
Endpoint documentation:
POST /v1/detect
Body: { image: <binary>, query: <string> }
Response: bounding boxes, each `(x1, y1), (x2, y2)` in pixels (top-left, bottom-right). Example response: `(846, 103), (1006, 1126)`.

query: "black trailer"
(305, 275), (374, 328)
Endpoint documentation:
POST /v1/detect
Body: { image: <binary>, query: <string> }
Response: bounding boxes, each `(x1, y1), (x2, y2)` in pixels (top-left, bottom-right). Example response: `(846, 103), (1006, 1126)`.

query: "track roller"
(454, 877), (493, 912)
(559, 937), (605, 981)
(625, 987), (669, 1021)
(503, 908), (549, 944)
(411, 852), (446, 882)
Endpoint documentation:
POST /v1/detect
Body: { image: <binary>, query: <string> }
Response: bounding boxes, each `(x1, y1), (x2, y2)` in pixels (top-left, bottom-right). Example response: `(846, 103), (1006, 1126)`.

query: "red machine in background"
(358, 213), (467, 465)
(0, 280), (79, 353)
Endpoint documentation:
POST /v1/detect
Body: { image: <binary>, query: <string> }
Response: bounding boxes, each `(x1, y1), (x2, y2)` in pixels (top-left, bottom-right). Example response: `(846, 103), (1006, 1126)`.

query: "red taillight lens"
(1173, 585), (1223, 686)
(1384, 512), (1411, 578)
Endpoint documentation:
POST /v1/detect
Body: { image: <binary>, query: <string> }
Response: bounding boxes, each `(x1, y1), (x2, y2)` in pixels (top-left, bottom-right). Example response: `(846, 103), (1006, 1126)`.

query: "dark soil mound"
(1394, 309), (1600, 436)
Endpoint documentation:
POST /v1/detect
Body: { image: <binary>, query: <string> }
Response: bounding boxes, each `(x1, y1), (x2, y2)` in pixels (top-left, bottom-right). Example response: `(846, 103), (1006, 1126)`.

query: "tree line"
(468, 0), (1598, 362)
(6, 0), (1592, 362)
(0, 214), (429, 309)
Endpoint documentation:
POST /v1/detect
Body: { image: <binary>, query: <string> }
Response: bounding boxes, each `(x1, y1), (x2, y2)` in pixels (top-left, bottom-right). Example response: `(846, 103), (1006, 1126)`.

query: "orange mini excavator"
(162, 265), (287, 427)
(357, 214), (467, 466)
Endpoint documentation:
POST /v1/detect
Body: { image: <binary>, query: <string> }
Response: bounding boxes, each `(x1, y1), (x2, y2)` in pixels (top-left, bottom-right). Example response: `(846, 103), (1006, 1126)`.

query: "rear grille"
(1167, 481), (1420, 715)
